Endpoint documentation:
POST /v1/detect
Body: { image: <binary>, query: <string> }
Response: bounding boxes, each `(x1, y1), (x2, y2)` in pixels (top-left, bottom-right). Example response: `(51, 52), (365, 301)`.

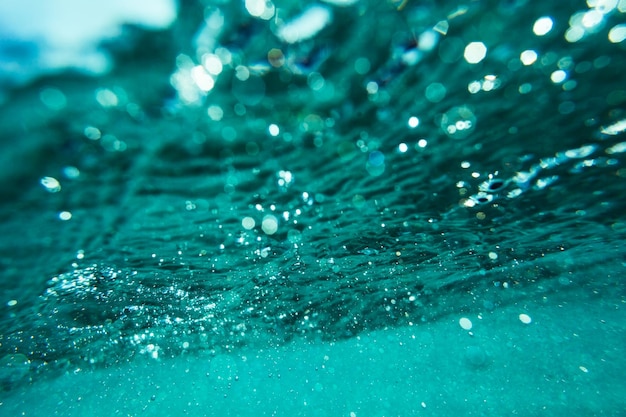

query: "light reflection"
(235, 65), (250, 81)
(366, 81), (379, 95)
(278, 170), (293, 187)
(468, 81), (481, 94)
(95, 88), (119, 107)
(468, 75), (501, 94)
(433, 20), (449, 35)
(550, 70), (567, 83)
(562, 144), (598, 158)
(245, 0), (275, 20)
(242, 217), (255, 230)
(520, 50), (538, 65)
(565, 0), (617, 43)
(587, 0), (618, 12)
(171, 54), (206, 105)
(464, 42), (487, 64)
(41, 176), (61, 193)
(418, 30), (439, 52)
(268, 124), (280, 136)
(202, 54), (223, 75)
(606, 141), (626, 153)
(207, 105), (223, 121)
(262, 215), (278, 235)
(565, 24), (586, 43)
(59, 211), (72, 221)
(535, 176), (559, 190)
(608, 24), (626, 42)
(84, 126), (101, 140)
(276, 5), (332, 44)
(191, 65), (215, 92)
(533, 17), (554, 36)
(601, 118), (626, 135)
(482, 75), (497, 91)
(441, 106), (476, 139)
(322, 0), (359, 5)
(582, 9), (604, 28)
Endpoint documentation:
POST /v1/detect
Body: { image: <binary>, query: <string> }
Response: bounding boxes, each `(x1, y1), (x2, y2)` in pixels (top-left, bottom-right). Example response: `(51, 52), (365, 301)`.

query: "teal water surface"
(1, 0), (625, 415)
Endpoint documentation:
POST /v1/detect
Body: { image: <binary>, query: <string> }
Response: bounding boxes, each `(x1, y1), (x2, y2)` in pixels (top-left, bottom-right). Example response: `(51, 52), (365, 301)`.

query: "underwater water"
(1, 0), (626, 415)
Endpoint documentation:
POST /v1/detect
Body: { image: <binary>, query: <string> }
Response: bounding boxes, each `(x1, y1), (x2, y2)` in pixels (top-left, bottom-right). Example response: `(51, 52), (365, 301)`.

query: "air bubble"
(262, 215), (278, 235)
(479, 178), (506, 193)
(471, 192), (493, 205)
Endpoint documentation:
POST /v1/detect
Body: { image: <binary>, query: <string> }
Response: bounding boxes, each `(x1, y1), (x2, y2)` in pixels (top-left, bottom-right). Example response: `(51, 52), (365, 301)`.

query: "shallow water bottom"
(2, 281), (624, 417)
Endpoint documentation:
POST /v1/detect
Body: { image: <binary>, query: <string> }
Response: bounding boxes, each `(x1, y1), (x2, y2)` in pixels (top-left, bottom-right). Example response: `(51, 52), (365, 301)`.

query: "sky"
(0, 0), (177, 90)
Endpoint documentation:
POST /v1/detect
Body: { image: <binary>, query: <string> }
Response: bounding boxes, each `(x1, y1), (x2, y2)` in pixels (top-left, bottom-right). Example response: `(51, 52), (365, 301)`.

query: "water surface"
(1, 0), (625, 415)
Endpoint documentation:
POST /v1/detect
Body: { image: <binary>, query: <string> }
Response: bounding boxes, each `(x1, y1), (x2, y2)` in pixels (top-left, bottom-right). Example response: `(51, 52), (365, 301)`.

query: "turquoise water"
(1, 0), (626, 415)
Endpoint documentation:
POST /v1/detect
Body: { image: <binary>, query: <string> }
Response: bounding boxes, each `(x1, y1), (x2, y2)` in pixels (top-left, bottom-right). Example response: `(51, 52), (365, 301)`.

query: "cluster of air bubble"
(463, 128), (626, 208)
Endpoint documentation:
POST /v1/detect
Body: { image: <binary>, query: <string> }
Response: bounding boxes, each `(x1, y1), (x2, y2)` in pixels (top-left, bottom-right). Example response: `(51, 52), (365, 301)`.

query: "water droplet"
(242, 217), (255, 230)
(459, 317), (473, 330)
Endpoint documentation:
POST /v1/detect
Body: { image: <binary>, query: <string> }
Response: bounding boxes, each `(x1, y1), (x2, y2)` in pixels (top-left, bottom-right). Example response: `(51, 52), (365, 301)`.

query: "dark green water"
(1, 0), (625, 415)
